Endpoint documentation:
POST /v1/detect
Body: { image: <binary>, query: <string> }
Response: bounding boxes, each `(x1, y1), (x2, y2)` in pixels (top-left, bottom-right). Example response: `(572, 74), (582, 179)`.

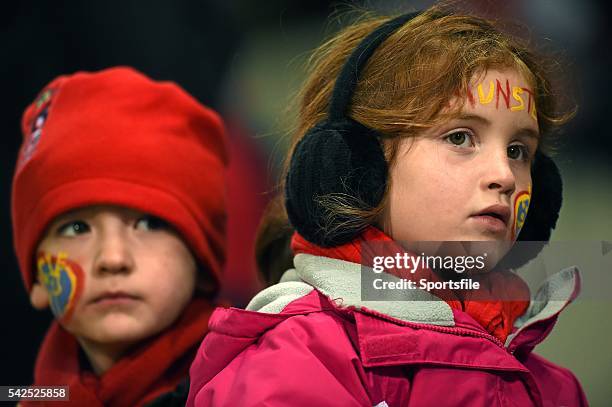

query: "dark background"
(1, 0), (610, 403)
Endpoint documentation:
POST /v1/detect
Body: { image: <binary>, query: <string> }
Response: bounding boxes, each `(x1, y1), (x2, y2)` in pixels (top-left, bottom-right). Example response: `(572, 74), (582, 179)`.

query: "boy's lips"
(89, 291), (140, 305)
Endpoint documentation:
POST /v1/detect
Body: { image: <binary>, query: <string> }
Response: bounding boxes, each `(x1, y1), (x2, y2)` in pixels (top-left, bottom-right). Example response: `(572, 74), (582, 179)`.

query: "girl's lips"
(473, 204), (511, 225)
(470, 214), (508, 234)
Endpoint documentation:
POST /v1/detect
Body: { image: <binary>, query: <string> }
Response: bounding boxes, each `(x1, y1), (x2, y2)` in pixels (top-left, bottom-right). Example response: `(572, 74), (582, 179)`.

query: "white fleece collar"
(247, 253), (581, 332)
(505, 264), (580, 346)
(247, 254), (454, 325)
(292, 253), (456, 325)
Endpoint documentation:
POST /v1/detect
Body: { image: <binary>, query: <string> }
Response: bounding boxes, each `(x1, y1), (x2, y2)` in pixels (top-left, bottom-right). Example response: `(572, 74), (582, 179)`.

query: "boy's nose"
(93, 232), (135, 275)
(482, 153), (516, 197)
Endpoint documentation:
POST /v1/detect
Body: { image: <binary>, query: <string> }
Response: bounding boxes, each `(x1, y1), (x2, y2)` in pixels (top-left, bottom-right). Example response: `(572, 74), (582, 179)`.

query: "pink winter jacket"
(188, 254), (588, 406)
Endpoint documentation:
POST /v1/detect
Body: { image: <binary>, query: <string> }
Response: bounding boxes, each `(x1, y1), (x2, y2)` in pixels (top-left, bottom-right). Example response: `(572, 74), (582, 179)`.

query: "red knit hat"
(12, 66), (228, 292)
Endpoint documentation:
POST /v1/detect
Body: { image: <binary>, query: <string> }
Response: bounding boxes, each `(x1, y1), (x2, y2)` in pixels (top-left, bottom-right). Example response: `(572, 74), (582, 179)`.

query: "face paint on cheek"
(511, 185), (532, 241)
(36, 252), (85, 324)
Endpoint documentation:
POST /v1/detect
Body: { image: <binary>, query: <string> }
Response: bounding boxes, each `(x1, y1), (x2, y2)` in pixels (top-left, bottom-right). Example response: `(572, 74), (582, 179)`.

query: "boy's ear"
(30, 283), (50, 310)
(196, 272), (219, 299)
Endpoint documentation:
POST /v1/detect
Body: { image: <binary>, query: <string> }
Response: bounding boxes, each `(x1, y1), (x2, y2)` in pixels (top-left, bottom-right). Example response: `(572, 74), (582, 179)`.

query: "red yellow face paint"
(37, 252), (84, 323)
(512, 185), (532, 241)
(466, 78), (538, 121)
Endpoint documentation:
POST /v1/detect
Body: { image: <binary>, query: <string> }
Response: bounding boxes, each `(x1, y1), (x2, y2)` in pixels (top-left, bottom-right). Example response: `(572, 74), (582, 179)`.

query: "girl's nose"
(93, 230), (135, 276)
(482, 152), (516, 197)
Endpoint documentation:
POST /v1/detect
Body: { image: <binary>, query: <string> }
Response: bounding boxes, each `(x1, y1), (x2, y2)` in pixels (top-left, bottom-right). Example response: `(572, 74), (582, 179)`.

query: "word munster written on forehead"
(467, 78), (537, 121)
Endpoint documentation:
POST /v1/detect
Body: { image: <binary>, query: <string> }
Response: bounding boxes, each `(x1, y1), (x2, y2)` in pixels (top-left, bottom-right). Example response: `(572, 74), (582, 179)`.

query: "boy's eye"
(507, 144), (530, 161)
(57, 221), (90, 237)
(135, 215), (170, 231)
(444, 131), (474, 148)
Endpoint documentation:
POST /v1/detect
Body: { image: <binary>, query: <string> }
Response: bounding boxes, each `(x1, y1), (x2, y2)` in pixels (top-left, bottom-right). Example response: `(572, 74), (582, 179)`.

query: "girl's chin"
(453, 231), (512, 242)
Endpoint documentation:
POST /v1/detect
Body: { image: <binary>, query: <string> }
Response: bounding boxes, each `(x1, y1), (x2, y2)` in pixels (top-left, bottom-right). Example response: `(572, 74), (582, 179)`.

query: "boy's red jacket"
(24, 298), (213, 407)
(187, 238), (588, 406)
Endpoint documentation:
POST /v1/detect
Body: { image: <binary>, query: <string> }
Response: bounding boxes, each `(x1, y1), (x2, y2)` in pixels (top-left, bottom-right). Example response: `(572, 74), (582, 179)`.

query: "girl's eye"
(135, 215), (170, 231)
(444, 131), (474, 148)
(57, 221), (90, 237)
(507, 144), (530, 161)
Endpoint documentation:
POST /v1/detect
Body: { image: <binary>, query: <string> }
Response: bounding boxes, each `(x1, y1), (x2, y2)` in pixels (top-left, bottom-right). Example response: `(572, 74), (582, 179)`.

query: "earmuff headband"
(329, 12), (421, 122)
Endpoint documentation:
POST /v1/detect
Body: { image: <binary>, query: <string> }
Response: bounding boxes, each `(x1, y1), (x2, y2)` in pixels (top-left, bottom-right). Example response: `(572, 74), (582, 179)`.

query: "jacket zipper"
(361, 309), (507, 349)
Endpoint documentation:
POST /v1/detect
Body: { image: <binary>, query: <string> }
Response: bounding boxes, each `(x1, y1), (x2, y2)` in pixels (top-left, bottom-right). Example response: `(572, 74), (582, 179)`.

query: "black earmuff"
(285, 12), (419, 247)
(285, 11), (563, 264)
(285, 118), (388, 246)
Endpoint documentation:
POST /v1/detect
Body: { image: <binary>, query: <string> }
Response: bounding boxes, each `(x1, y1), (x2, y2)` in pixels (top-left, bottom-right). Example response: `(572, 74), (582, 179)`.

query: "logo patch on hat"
(19, 89), (54, 167)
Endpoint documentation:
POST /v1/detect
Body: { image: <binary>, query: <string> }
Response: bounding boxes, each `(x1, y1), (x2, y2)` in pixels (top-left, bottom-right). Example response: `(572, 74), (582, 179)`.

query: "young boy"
(12, 66), (228, 406)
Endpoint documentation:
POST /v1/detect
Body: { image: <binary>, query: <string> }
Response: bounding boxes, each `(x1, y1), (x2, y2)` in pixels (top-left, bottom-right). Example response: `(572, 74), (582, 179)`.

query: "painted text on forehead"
(462, 76), (537, 121)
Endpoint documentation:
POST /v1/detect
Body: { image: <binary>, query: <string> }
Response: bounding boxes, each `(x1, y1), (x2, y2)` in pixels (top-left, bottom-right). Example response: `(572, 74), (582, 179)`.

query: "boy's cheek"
(36, 251), (86, 324)
(511, 185), (532, 241)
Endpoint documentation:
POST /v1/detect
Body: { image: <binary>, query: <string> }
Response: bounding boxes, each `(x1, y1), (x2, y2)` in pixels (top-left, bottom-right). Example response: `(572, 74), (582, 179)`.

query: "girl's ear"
(30, 283), (50, 310)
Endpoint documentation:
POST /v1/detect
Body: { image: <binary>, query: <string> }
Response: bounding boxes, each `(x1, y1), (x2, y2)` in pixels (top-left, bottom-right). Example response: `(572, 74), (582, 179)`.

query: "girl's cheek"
(36, 251), (86, 324)
(511, 184), (532, 241)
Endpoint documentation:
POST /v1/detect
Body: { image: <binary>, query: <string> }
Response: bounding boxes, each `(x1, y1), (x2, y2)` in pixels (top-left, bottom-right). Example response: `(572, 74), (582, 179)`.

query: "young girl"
(188, 6), (588, 406)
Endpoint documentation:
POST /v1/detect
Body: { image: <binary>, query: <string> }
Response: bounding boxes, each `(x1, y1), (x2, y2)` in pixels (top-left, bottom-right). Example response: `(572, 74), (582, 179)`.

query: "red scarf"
(25, 297), (214, 407)
(291, 227), (530, 343)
